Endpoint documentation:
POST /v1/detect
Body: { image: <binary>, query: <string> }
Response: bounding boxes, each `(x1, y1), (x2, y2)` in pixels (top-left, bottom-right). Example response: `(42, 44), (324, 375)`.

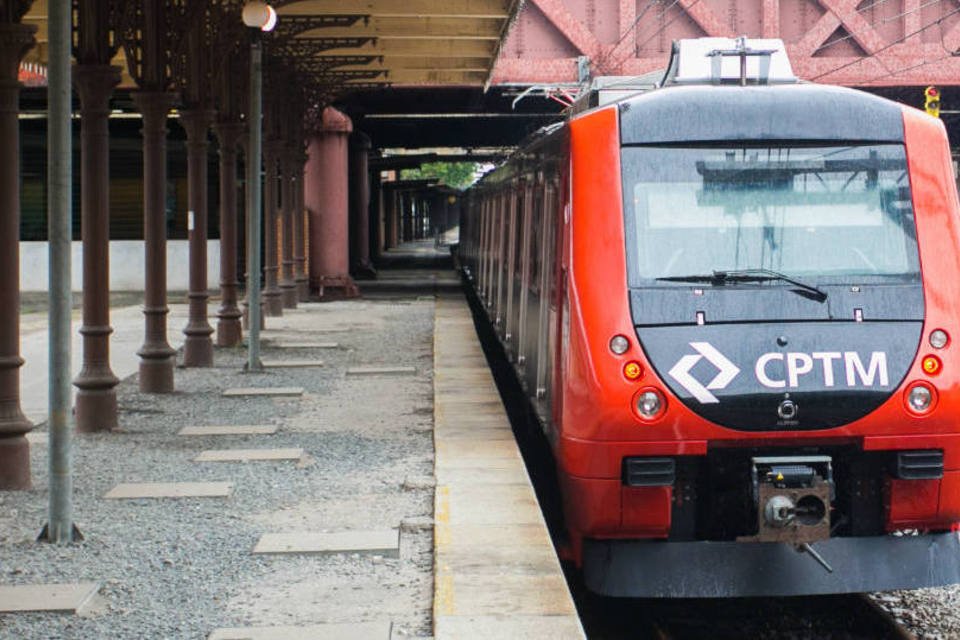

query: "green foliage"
(400, 162), (479, 190)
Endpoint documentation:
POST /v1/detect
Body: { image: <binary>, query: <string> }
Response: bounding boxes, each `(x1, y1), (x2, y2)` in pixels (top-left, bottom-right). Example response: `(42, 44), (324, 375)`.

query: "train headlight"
(609, 335), (630, 355)
(906, 382), (937, 414)
(634, 389), (666, 420)
(930, 329), (950, 349)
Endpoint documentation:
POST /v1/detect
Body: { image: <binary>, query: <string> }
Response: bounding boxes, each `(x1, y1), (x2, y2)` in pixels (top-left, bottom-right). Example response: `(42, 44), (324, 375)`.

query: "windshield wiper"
(657, 268), (828, 302)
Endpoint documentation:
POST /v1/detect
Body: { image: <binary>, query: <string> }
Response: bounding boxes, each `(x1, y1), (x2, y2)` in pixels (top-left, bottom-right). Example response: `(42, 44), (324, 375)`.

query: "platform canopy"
(21, 0), (524, 90)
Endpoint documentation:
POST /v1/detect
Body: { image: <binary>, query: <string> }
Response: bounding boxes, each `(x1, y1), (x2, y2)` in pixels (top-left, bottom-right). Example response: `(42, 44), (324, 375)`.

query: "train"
(458, 37), (960, 597)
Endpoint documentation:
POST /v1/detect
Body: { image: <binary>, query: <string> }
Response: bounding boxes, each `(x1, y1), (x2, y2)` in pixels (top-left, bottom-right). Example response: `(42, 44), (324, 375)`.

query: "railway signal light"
(925, 86), (940, 118)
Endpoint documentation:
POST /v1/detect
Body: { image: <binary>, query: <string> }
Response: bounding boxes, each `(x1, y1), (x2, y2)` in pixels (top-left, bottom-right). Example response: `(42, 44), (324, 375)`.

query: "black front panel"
(631, 284), (924, 326)
(636, 320), (922, 430)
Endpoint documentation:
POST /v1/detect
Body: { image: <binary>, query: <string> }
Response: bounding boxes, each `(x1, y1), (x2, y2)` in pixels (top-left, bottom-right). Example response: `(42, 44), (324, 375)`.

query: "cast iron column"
(369, 169), (383, 263)
(180, 109), (215, 366)
(133, 91), (177, 392)
(73, 64), (121, 432)
(383, 186), (395, 250)
(348, 133), (374, 278)
(293, 152), (308, 300)
(0, 21), (35, 489)
(213, 121), (243, 346)
(262, 139), (282, 315)
(279, 150), (297, 308)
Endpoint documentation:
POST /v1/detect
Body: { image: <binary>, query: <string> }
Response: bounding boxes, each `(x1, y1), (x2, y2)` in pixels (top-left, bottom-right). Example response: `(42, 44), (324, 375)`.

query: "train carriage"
(460, 37), (960, 597)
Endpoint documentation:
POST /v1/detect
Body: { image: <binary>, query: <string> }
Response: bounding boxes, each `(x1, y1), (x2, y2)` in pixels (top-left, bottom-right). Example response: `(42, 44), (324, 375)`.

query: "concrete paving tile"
(434, 574), (577, 617)
(208, 621), (391, 640)
(434, 614), (584, 639)
(260, 360), (324, 368)
(25, 431), (47, 445)
(433, 427), (514, 441)
(444, 485), (544, 526)
(104, 482), (232, 499)
(435, 439), (523, 462)
(178, 425), (278, 436)
(253, 530), (399, 557)
(272, 342), (339, 349)
(195, 448), (304, 462)
(434, 466), (531, 486)
(0, 582), (100, 613)
(222, 387), (304, 397)
(346, 366), (417, 376)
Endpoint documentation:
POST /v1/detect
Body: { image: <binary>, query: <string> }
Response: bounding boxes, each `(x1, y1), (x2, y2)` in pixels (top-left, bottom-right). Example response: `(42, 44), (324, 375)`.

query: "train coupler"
(739, 455), (834, 546)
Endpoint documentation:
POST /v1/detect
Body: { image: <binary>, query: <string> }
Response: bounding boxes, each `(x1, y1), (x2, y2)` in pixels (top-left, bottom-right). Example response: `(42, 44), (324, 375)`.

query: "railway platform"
(0, 242), (583, 639)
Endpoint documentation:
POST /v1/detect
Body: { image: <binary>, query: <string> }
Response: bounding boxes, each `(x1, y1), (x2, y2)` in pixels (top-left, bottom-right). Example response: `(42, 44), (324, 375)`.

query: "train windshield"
(621, 144), (920, 287)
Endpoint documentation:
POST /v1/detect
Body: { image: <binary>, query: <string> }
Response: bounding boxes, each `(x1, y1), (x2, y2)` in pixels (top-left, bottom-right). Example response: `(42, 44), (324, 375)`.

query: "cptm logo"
(668, 342), (740, 404)
(668, 342), (890, 404)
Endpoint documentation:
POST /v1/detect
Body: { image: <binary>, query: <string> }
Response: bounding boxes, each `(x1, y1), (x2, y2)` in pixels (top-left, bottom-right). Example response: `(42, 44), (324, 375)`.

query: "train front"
(563, 38), (960, 597)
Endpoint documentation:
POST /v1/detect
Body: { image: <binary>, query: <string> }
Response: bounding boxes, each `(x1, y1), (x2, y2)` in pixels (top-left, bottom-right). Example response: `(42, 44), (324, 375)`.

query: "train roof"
(617, 83), (906, 145)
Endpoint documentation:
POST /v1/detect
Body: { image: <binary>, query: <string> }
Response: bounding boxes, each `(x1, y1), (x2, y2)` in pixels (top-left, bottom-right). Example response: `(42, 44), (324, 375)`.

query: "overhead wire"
(810, 5), (960, 80)
(813, 0), (943, 54)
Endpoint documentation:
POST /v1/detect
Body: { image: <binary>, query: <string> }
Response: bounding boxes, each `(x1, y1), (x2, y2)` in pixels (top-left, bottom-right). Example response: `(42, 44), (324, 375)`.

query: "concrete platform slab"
(208, 622), (391, 640)
(253, 530), (399, 557)
(346, 366), (416, 376)
(433, 295), (584, 639)
(25, 431), (47, 445)
(273, 342), (339, 349)
(260, 360), (324, 368)
(195, 448), (304, 462)
(0, 582), (100, 613)
(223, 387), (304, 397)
(434, 466), (531, 486)
(178, 425), (278, 436)
(434, 615), (583, 639)
(444, 485), (544, 527)
(104, 482), (232, 499)
(435, 440), (523, 462)
(435, 573), (577, 617)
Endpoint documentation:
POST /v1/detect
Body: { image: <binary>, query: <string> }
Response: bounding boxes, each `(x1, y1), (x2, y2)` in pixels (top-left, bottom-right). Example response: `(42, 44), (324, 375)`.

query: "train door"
(536, 171), (560, 428)
(478, 195), (490, 299)
(520, 168), (542, 393)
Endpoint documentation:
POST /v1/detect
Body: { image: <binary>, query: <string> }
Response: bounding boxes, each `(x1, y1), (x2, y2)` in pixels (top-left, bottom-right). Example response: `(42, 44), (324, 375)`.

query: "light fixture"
(242, 2), (278, 32)
(609, 335), (629, 355)
(634, 388), (666, 421)
(930, 329), (949, 349)
(905, 382), (936, 414)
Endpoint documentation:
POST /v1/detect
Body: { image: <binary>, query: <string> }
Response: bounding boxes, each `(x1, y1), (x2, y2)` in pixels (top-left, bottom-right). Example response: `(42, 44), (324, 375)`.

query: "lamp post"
(242, 2), (277, 372)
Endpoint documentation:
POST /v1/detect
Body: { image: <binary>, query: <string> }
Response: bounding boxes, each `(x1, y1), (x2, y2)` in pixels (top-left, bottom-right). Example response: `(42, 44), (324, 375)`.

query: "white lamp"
(242, 2), (278, 32)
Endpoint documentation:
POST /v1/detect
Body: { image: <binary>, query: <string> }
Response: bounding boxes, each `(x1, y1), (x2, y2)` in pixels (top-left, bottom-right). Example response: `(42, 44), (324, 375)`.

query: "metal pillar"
(304, 107), (358, 300)
(262, 139), (282, 316)
(239, 132), (265, 331)
(279, 150), (297, 308)
(180, 109), (215, 367)
(245, 31), (263, 372)
(0, 21), (36, 490)
(213, 121), (243, 346)
(293, 151), (309, 300)
(44, 0), (74, 541)
(73, 65), (120, 432)
(132, 91), (177, 393)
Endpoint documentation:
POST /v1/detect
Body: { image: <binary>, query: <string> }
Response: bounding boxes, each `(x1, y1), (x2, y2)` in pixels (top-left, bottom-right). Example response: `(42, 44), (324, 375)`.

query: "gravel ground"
(0, 297), (436, 639)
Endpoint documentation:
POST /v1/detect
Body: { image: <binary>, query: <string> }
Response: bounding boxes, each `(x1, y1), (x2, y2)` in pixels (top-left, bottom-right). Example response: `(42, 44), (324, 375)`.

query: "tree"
(400, 162), (480, 190)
